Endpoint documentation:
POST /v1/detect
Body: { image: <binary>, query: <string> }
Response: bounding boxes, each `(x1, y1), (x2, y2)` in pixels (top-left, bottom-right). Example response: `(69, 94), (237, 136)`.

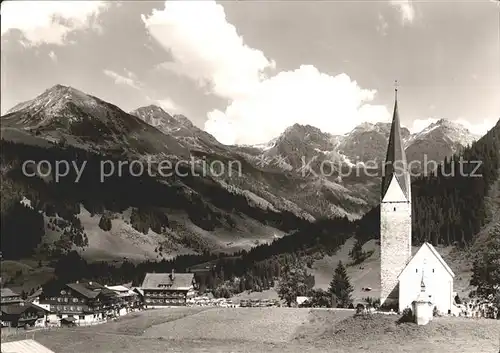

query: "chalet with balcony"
(39, 281), (118, 325)
(141, 270), (196, 307)
(1, 288), (23, 306)
(105, 284), (142, 315)
(0, 302), (50, 328)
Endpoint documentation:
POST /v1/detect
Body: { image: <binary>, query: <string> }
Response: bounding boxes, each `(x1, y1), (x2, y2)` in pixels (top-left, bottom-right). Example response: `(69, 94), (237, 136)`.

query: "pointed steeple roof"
(381, 85), (411, 200)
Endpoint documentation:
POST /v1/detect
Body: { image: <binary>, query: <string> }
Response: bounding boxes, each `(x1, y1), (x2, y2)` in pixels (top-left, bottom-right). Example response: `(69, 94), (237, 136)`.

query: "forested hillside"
(0, 140), (310, 260)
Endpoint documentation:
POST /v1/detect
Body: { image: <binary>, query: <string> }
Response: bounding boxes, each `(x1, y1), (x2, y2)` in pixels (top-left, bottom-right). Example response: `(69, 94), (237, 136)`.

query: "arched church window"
(432, 269), (434, 273)
(416, 269), (418, 273)
(394, 207), (396, 211)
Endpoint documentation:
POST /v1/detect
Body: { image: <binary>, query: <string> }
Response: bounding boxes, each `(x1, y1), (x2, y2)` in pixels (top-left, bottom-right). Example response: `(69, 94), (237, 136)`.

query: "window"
(416, 269), (418, 273)
(432, 269), (435, 273)
(72, 298), (79, 303)
(79, 315), (85, 320)
(394, 207), (396, 211)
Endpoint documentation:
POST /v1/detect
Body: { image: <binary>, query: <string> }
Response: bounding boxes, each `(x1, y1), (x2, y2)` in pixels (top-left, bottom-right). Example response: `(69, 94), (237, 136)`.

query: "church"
(379, 87), (455, 315)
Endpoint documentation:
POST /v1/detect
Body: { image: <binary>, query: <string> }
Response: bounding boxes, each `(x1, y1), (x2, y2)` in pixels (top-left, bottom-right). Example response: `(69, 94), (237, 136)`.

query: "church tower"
(380, 86), (412, 307)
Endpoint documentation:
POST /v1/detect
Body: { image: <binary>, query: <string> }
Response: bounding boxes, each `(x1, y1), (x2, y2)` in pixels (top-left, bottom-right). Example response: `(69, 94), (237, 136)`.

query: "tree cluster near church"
(277, 261), (314, 307)
(349, 239), (370, 265)
(470, 224), (500, 303)
(296, 261), (354, 308)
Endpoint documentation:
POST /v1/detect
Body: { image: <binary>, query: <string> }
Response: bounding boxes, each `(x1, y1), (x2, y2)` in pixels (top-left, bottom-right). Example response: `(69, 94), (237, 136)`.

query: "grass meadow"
(4, 307), (498, 353)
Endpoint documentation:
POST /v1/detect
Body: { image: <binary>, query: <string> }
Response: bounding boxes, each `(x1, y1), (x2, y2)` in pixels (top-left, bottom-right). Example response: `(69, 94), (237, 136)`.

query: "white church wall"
(380, 175), (412, 305)
(398, 245), (454, 314)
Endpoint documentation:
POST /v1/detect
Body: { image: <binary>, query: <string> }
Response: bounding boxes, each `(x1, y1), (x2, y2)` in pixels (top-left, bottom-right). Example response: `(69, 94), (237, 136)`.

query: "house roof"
(398, 242), (455, 279)
(27, 288), (43, 301)
(132, 287), (144, 296)
(106, 285), (138, 297)
(106, 285), (130, 292)
(1, 288), (20, 298)
(0, 302), (48, 315)
(66, 281), (117, 299)
(30, 302), (52, 313)
(141, 273), (194, 290)
(1, 339), (55, 353)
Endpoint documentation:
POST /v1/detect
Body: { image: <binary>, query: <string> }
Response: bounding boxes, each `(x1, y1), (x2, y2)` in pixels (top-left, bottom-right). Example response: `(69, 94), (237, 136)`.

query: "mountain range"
(0, 85), (485, 262)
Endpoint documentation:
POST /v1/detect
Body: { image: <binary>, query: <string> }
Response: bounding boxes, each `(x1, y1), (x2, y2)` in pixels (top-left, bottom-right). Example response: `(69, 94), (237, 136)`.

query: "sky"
(1, 0), (499, 145)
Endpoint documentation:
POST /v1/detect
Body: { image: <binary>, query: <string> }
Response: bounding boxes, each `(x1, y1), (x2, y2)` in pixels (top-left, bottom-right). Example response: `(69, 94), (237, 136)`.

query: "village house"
(39, 281), (119, 325)
(380, 87), (455, 318)
(0, 301), (50, 328)
(141, 270), (197, 307)
(1, 288), (23, 306)
(105, 284), (142, 315)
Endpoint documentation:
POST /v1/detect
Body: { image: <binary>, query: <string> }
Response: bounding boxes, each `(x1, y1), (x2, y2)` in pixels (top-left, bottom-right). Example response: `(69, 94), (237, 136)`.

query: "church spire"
(381, 82), (411, 200)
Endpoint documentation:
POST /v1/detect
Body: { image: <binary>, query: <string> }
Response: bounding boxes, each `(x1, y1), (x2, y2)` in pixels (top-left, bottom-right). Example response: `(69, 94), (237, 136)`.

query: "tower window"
(416, 269), (418, 273)
(394, 207), (396, 211)
(432, 269), (434, 273)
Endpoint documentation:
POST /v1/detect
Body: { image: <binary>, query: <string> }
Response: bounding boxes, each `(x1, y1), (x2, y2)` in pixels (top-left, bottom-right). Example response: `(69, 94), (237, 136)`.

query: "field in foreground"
(8, 307), (498, 353)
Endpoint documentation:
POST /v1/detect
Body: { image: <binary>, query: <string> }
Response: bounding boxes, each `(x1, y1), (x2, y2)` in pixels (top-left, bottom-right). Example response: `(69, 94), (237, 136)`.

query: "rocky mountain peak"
(6, 84), (98, 115)
(130, 106), (194, 129)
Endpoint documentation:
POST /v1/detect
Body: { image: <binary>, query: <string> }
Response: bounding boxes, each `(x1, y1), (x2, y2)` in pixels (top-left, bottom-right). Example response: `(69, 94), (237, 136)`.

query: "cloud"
(205, 67), (390, 145)
(103, 69), (141, 90)
(410, 118), (497, 136)
(0, 1), (109, 46)
(389, 0), (415, 25)
(377, 13), (389, 36)
(143, 1), (390, 145)
(48, 51), (57, 62)
(142, 0), (276, 100)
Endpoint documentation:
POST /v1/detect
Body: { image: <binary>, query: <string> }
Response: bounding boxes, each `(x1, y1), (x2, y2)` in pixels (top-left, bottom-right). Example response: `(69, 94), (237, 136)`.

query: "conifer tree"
(328, 261), (353, 308)
(98, 214), (112, 231)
